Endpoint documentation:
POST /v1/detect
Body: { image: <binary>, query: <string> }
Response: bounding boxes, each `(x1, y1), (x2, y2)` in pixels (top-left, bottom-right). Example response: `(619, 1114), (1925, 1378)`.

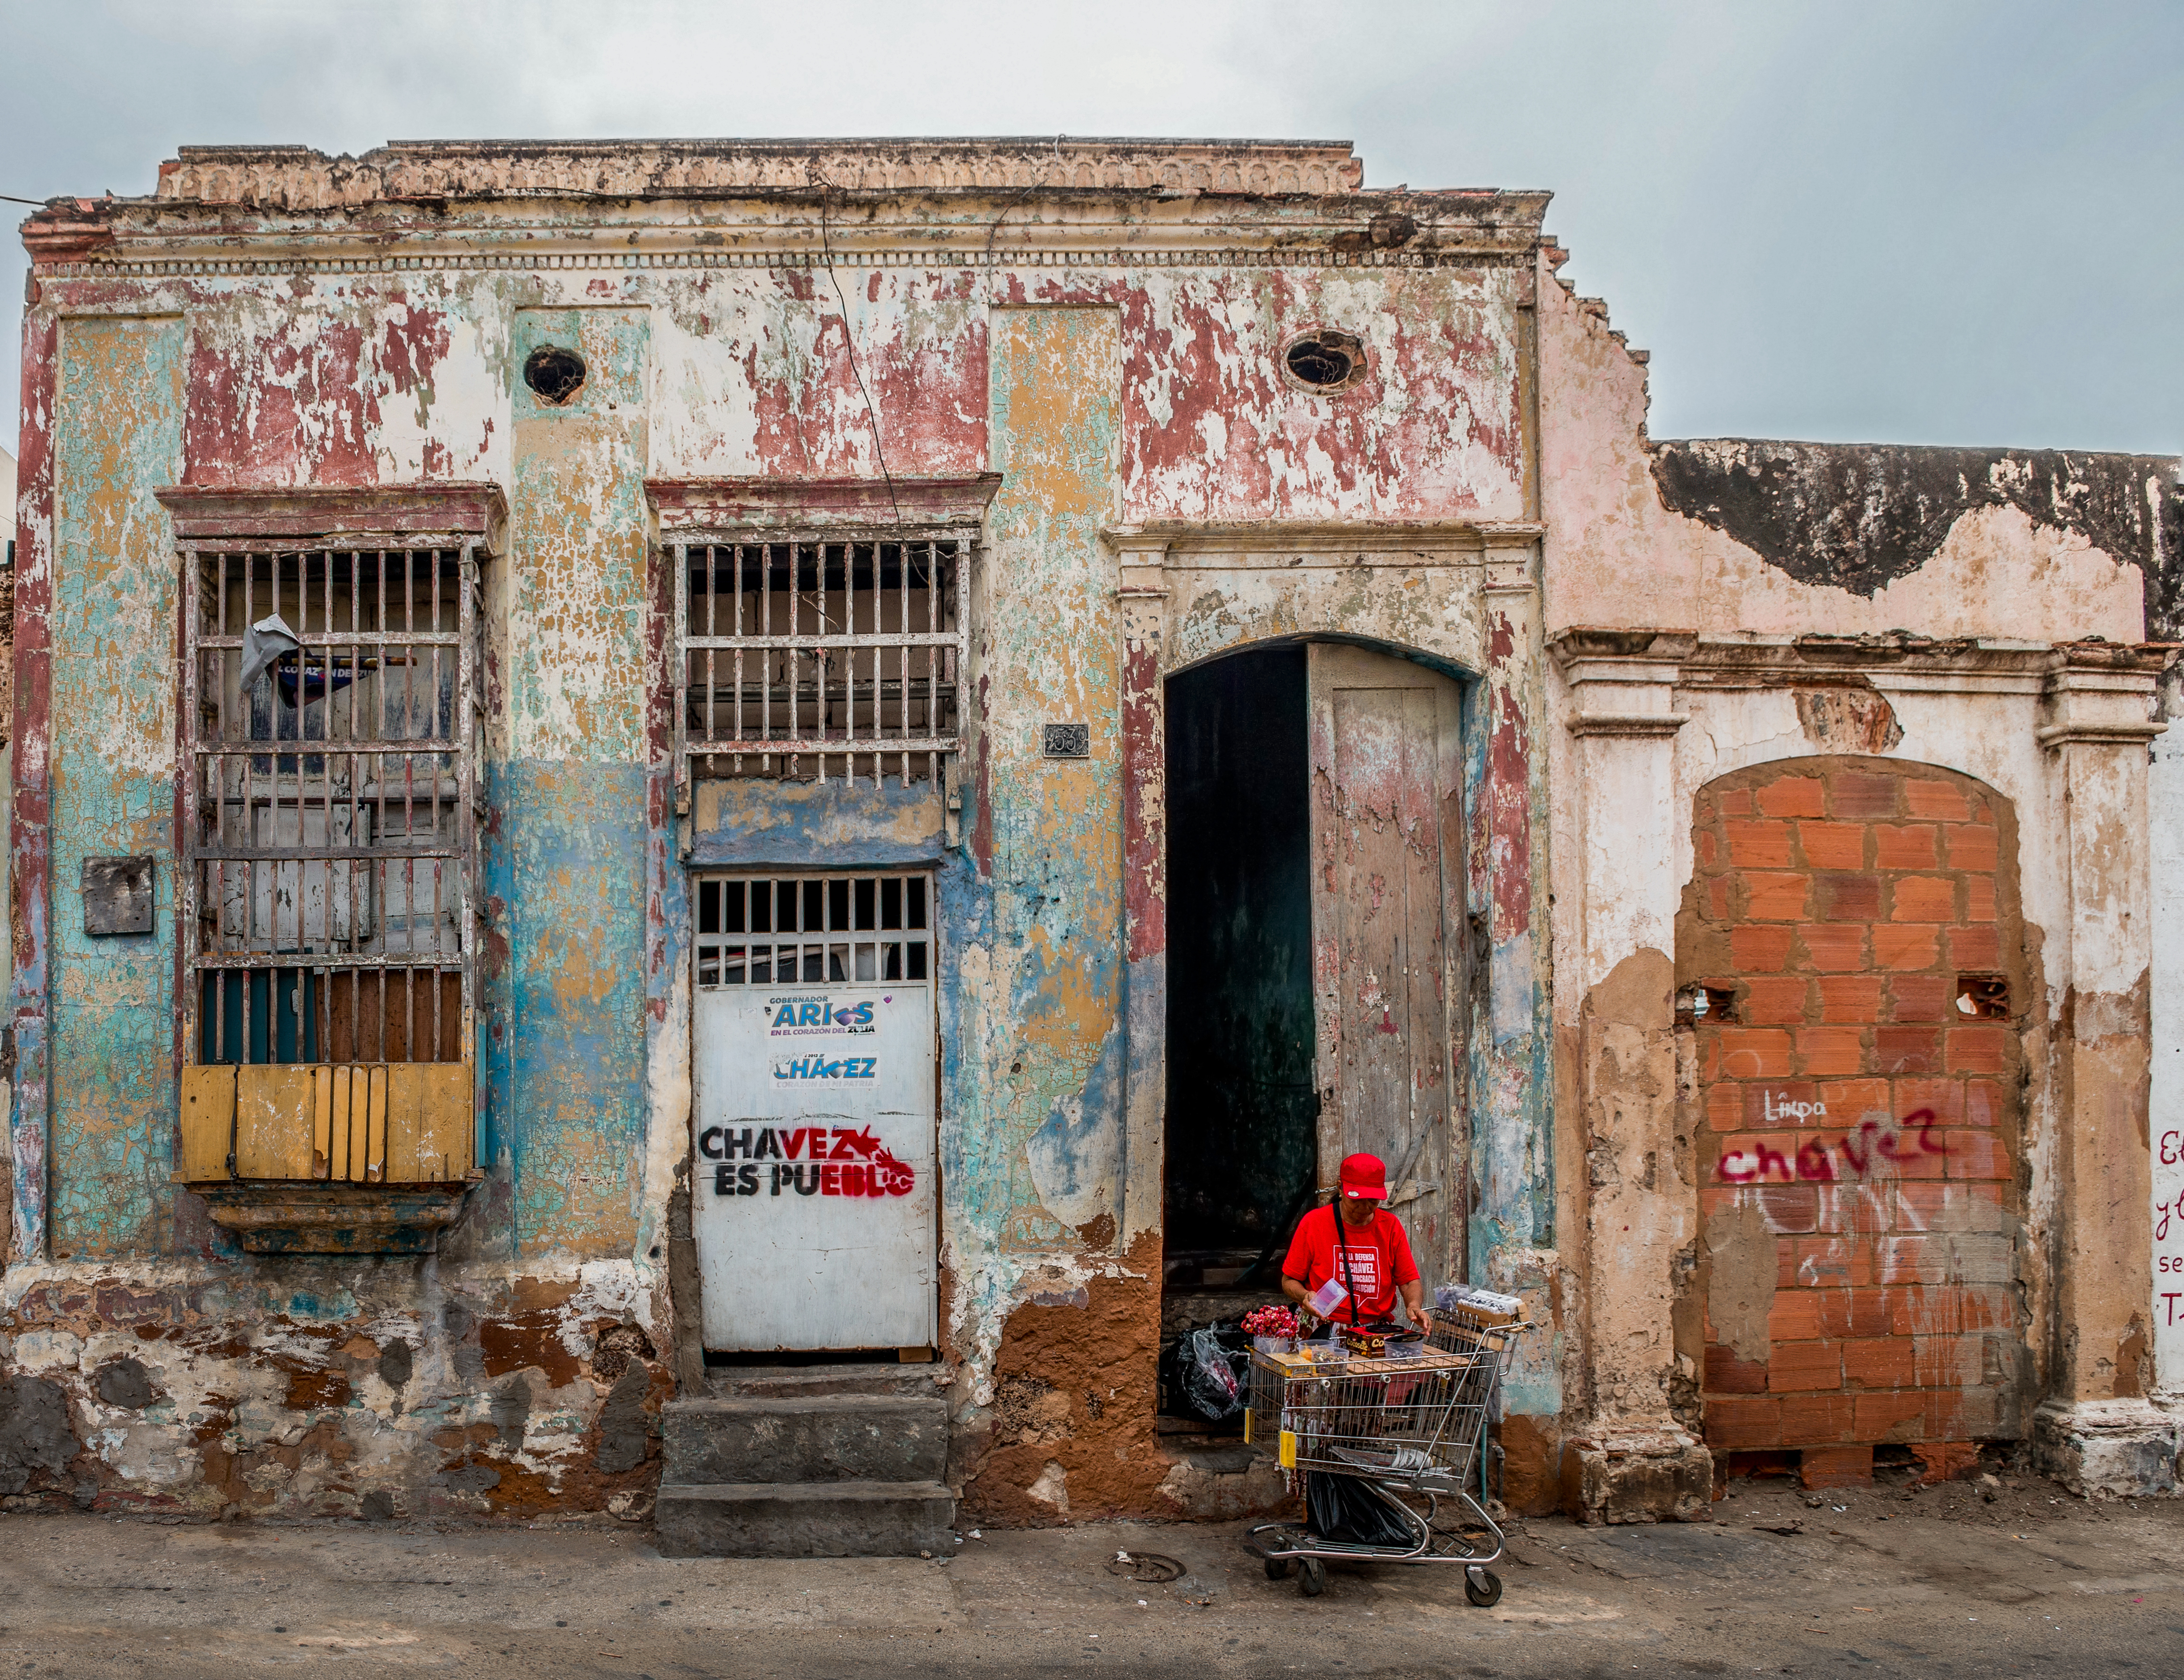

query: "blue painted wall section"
(46, 318), (186, 1258)
(504, 307), (653, 1258)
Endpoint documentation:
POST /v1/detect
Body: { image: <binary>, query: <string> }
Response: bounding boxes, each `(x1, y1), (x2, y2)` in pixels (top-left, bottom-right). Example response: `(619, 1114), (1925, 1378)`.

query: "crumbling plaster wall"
(1537, 241), (2180, 1494)
(8, 170), (1552, 1518)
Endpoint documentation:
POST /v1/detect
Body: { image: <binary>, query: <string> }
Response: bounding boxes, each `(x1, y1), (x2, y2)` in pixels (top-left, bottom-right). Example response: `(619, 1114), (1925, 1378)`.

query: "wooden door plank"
(328, 1064), (352, 1184)
(234, 1066), (316, 1179)
(177, 1066), (236, 1183)
(417, 1063), (474, 1181)
(310, 1066), (333, 1180)
(384, 1064), (424, 1183)
(362, 1066), (388, 1183)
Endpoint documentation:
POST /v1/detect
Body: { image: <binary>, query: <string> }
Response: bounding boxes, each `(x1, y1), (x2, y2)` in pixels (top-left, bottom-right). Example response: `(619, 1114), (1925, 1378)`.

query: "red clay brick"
(1704, 1396), (1783, 1449)
(1796, 1236), (1873, 1289)
(1714, 1028), (1794, 1080)
(1888, 1285), (2014, 1337)
(1742, 976), (1812, 1025)
(1873, 824), (1938, 869)
(1770, 1341), (1844, 1392)
(1893, 1077), (1965, 1125)
(1756, 776), (1826, 818)
(1942, 824), (1998, 871)
(1707, 1083), (1746, 1133)
(1945, 925), (2001, 970)
(1696, 828), (1719, 868)
(1755, 1183), (1821, 1233)
(1731, 924), (1795, 972)
(1715, 786), (1755, 816)
(1726, 819), (1794, 867)
(1887, 974), (1952, 1022)
(1875, 1027), (1943, 1074)
(1797, 924), (1868, 971)
(1945, 1129), (2010, 1179)
(1898, 1182), (2005, 1225)
(1945, 1028), (2009, 1074)
(1767, 1291), (1824, 1342)
(1818, 976), (1884, 1023)
(1801, 1444), (1875, 1487)
(1742, 1082), (1820, 1127)
(1890, 876), (1958, 922)
(1962, 1079), (2007, 1127)
(1816, 1078), (1890, 1123)
(1705, 1344), (1768, 1394)
(1911, 1441), (1981, 1483)
(1706, 876), (1736, 921)
(1909, 1336), (1985, 1387)
(1964, 876), (1996, 921)
(1904, 780), (1971, 821)
(1816, 873), (1882, 922)
(1745, 872), (1812, 921)
(1797, 1027), (1866, 1077)
(1720, 1133), (1799, 1184)
(1834, 773), (1901, 820)
(1842, 1338), (1914, 1388)
(1872, 925), (1939, 968)
(1817, 1288), (1894, 1339)
(1779, 1392), (1855, 1443)
(1798, 821), (1867, 870)
(1854, 1391), (1928, 1443)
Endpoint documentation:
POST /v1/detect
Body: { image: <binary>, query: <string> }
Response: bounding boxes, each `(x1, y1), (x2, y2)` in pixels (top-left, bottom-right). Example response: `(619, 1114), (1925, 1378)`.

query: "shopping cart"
(1241, 1296), (1528, 1602)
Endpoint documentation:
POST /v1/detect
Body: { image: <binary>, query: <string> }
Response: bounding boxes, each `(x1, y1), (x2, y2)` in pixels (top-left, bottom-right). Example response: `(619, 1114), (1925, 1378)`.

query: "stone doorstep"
(2034, 1399), (2184, 1499)
(702, 1361), (940, 1399)
(654, 1479), (957, 1560)
(663, 1392), (949, 1486)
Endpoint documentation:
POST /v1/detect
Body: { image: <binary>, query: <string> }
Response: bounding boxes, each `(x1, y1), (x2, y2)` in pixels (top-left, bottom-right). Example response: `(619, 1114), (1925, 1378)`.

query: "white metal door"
(690, 872), (938, 1352)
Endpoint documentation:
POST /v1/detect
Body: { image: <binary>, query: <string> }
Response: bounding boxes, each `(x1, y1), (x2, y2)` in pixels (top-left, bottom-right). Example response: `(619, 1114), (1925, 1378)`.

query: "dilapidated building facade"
(3, 138), (2178, 1541)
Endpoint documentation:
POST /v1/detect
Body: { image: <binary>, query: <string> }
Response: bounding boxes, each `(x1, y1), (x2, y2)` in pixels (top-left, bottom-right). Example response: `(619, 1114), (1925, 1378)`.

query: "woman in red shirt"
(1280, 1152), (1434, 1335)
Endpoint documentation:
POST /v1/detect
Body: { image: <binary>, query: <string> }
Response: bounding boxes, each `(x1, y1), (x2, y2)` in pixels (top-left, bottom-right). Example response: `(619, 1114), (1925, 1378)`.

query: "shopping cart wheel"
(1262, 1555), (1293, 1581)
(1298, 1558), (1327, 1597)
(1464, 1567), (1502, 1607)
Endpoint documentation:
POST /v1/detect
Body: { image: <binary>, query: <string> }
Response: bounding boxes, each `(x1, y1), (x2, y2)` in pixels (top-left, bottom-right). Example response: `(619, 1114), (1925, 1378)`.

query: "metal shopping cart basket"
(1241, 1294), (1529, 1603)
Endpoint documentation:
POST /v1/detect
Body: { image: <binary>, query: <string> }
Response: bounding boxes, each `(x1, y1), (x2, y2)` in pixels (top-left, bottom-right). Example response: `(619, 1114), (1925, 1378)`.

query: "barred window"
(693, 873), (930, 989)
(675, 537), (968, 786)
(181, 542), (482, 1065)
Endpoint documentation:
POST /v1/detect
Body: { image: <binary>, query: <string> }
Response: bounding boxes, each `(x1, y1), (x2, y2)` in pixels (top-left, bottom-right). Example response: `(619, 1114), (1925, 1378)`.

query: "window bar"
(732, 543), (745, 775)
(761, 539), (772, 774)
(818, 538), (832, 785)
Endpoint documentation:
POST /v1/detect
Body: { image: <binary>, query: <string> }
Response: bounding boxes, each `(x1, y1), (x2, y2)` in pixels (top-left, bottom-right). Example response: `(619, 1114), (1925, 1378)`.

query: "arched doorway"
(1160, 640), (1468, 1423)
(1679, 755), (2030, 1485)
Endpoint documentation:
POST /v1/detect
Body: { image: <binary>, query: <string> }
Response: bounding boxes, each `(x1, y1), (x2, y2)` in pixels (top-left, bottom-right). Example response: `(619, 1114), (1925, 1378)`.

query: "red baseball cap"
(1338, 1153), (1388, 1199)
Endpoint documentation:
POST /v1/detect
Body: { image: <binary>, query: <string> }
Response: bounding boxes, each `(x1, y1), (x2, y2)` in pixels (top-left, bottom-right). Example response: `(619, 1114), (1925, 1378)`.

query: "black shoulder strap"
(1333, 1203), (1363, 1325)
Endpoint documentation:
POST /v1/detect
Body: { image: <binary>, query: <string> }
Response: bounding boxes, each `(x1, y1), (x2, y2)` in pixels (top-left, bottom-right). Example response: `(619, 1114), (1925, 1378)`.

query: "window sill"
(184, 1178), (479, 1255)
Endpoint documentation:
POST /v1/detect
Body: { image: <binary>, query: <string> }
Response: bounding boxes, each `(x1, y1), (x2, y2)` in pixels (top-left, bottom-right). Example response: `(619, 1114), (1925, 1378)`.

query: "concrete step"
(704, 1361), (938, 1399)
(664, 1393), (948, 1486)
(655, 1480), (956, 1558)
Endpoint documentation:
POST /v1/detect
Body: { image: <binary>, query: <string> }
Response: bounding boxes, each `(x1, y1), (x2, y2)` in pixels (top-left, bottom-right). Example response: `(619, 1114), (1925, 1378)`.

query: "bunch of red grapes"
(1241, 1304), (1299, 1337)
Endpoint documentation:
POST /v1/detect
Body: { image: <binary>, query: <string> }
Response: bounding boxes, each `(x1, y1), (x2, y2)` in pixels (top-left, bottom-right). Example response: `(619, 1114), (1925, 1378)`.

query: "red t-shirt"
(1282, 1203), (1420, 1324)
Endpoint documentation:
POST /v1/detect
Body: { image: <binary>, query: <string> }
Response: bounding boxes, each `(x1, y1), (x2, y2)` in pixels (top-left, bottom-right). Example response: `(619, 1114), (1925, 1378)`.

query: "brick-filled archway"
(1678, 757), (2030, 1486)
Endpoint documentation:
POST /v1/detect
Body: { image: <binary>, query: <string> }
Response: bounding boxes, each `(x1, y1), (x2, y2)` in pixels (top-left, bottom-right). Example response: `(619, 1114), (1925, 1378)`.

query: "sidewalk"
(4, 1472), (2181, 1677)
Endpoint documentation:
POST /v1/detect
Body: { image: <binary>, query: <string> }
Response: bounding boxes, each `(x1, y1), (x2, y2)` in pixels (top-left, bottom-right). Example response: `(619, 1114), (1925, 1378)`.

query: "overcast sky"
(2, 0), (2178, 460)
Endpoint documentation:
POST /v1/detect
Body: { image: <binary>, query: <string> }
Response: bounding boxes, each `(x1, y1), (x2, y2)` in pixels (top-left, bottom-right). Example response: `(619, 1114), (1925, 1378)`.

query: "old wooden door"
(1306, 644), (1466, 1287)
(689, 872), (939, 1352)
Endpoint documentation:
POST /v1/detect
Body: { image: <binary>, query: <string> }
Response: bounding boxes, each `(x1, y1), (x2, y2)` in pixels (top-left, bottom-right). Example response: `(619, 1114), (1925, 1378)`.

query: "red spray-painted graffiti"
(1717, 1107), (1946, 1184)
(698, 1124), (915, 1198)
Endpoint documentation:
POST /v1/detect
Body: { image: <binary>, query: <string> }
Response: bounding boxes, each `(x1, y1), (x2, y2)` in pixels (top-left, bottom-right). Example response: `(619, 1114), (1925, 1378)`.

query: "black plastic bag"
(1174, 1327), (1247, 1423)
(1305, 1472), (1415, 1547)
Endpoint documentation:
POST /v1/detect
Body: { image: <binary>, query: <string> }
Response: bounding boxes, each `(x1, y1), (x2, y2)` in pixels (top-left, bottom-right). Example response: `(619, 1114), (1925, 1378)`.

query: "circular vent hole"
(1284, 330), (1362, 391)
(523, 345), (587, 405)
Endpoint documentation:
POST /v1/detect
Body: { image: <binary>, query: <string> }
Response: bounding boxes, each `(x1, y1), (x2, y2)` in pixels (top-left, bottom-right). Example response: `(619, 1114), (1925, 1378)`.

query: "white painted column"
(2034, 648), (2179, 1494)
(1551, 631), (1714, 1521)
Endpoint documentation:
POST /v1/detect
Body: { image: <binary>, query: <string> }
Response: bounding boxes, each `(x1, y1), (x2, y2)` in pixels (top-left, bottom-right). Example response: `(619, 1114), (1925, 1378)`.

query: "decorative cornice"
(155, 138), (1372, 208)
(1567, 712), (1691, 739)
(1102, 519), (1529, 566)
(646, 475), (1001, 536)
(154, 482), (507, 550)
(1547, 627), (2178, 685)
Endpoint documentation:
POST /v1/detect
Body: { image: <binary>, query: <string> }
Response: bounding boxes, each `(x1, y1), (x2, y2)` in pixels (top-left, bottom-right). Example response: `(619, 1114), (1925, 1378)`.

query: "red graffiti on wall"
(1716, 1109), (1945, 1184)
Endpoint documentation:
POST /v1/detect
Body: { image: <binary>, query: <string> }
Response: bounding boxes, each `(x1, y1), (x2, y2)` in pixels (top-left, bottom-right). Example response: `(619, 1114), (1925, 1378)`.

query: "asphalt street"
(4, 1472), (2181, 1678)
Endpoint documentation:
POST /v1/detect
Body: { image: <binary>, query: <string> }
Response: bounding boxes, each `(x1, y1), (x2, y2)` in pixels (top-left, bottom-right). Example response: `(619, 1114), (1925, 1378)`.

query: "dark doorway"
(1161, 646), (1317, 1427)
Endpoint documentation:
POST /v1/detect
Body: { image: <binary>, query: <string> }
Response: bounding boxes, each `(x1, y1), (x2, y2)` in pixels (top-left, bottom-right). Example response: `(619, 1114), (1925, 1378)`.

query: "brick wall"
(1678, 757), (2029, 1484)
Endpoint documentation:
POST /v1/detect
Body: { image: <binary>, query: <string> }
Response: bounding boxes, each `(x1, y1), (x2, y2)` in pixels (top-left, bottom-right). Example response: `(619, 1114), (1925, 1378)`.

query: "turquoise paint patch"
(47, 317), (184, 1258)
(504, 760), (649, 1256)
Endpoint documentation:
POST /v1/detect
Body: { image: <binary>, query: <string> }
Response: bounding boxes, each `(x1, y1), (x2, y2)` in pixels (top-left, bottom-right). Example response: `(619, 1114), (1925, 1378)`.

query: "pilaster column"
(2033, 645), (2178, 1494)
(1115, 540), (1170, 1256)
(1550, 629), (1713, 1522)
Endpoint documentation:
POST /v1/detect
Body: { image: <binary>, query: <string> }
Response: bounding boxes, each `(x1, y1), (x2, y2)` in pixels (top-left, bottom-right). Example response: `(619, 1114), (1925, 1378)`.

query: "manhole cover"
(1107, 1551), (1185, 1583)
